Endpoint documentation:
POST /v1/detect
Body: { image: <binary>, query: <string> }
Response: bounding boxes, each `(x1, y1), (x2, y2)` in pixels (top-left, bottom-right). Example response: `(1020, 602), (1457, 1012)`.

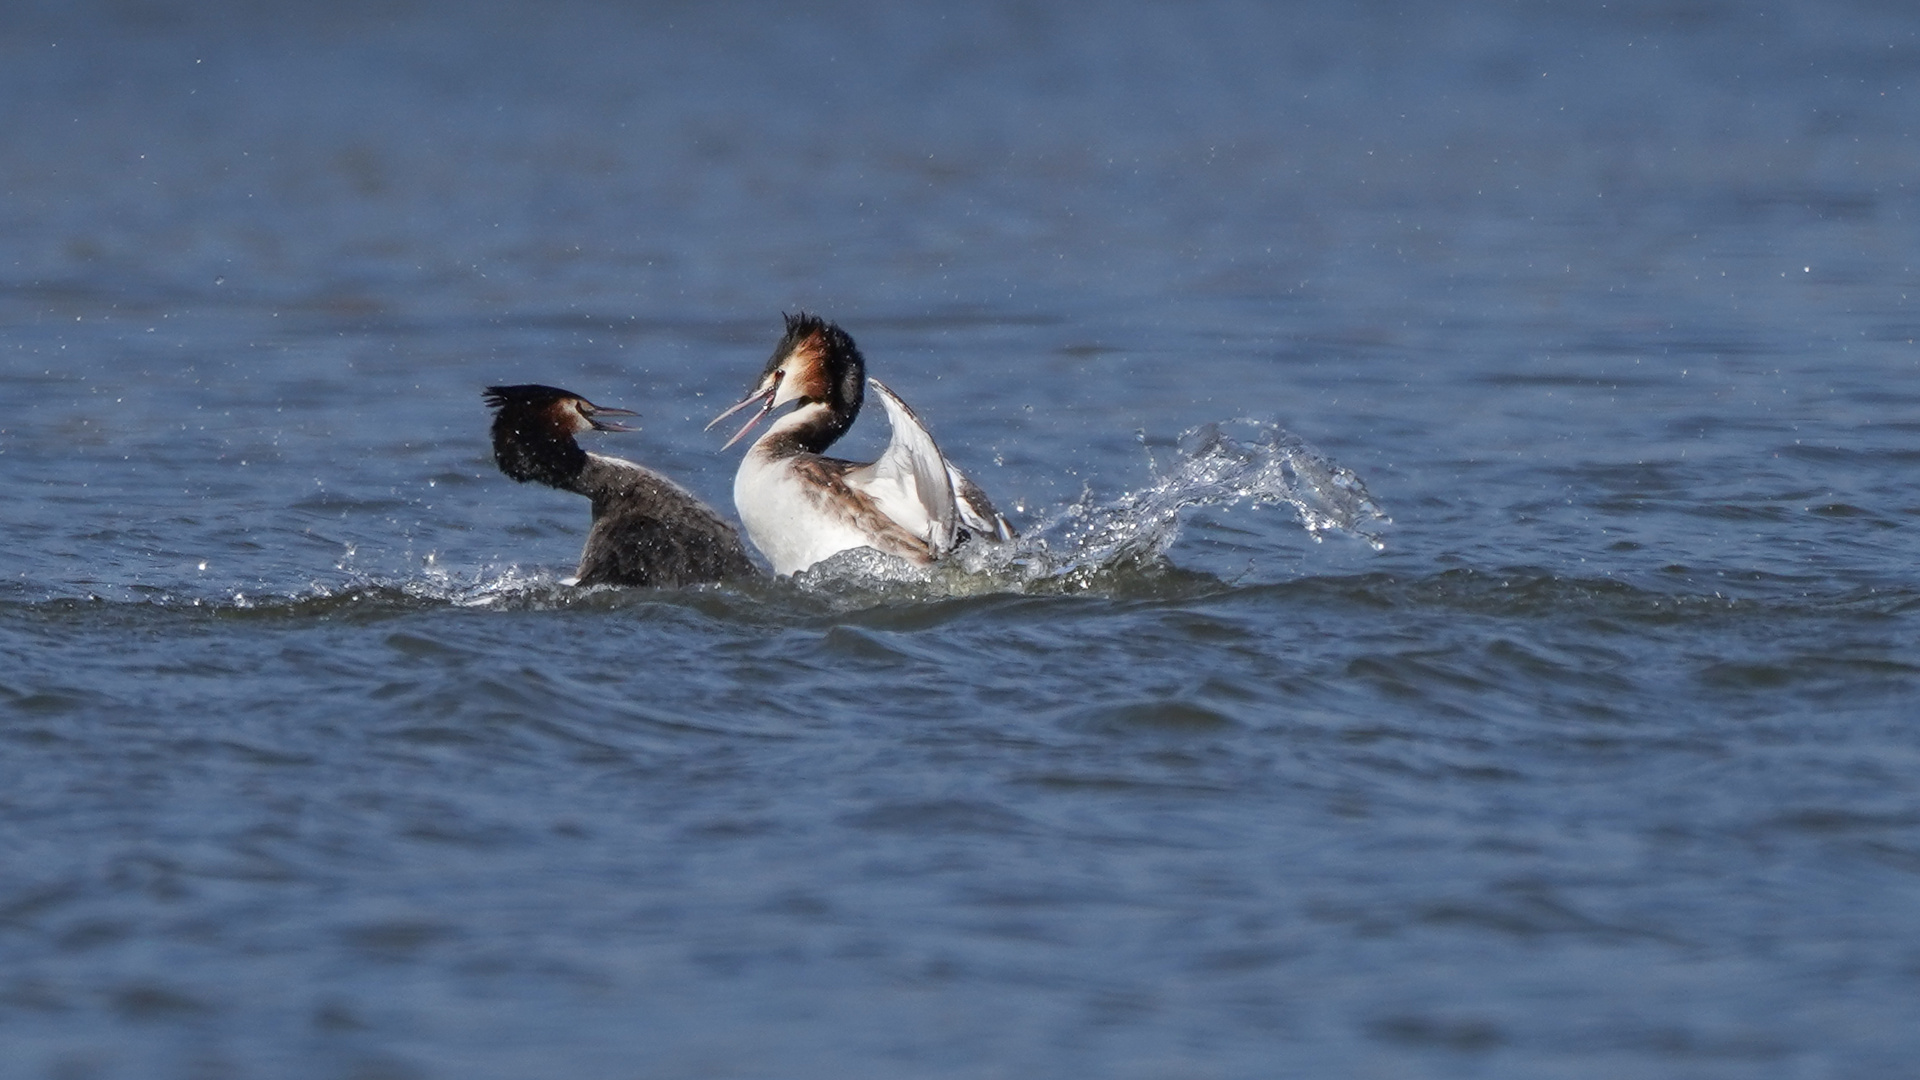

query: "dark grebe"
(484, 384), (756, 587)
(705, 314), (1014, 576)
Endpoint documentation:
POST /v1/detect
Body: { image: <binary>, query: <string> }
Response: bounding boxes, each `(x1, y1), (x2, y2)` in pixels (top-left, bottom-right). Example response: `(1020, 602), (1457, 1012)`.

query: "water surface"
(4, 2), (1920, 1077)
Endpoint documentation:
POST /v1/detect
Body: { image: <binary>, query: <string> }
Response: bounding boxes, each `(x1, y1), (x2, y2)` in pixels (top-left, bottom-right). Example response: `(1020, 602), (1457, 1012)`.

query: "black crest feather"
(484, 384), (588, 487)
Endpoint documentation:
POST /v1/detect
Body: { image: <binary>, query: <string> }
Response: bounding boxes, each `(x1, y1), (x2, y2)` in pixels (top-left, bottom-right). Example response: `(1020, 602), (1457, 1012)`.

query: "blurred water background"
(4, 1), (1920, 1076)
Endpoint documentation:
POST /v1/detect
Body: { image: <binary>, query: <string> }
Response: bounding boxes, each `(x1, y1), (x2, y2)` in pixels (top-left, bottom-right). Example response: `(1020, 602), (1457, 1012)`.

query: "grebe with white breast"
(485, 384), (756, 587)
(706, 313), (1015, 576)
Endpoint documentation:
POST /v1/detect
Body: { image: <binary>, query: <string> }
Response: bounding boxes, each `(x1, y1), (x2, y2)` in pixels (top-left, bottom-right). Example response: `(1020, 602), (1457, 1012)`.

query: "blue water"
(5, 2), (1920, 1077)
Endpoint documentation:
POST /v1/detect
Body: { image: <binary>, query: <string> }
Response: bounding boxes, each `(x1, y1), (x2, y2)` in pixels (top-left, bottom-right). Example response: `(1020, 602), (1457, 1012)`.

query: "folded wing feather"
(946, 462), (1017, 542)
(844, 378), (958, 553)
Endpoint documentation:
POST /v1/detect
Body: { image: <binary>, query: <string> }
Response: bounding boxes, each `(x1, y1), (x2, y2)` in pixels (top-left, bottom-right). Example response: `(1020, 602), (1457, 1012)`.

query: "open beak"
(586, 405), (638, 433)
(705, 377), (779, 450)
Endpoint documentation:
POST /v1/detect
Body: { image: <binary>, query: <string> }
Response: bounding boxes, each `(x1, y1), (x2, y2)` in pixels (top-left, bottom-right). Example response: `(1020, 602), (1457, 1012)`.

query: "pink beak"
(587, 405), (638, 433)
(706, 383), (778, 450)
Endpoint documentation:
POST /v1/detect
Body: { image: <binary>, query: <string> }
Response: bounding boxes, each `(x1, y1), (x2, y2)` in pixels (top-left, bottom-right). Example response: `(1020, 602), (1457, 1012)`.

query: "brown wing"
(790, 455), (937, 564)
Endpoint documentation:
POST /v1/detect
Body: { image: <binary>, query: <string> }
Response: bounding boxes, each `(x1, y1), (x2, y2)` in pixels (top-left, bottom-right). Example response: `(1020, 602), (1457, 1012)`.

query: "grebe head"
(484, 384), (638, 484)
(485, 384), (637, 434)
(707, 312), (865, 450)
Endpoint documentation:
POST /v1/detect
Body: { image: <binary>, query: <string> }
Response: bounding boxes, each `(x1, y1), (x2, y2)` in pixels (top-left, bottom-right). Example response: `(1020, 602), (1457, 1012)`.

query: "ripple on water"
(843, 799), (1036, 837)
(1057, 699), (1242, 735)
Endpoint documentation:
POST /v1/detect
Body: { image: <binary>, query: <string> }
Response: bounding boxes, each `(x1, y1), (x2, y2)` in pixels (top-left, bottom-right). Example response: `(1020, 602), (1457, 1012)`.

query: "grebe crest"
(484, 384), (635, 488)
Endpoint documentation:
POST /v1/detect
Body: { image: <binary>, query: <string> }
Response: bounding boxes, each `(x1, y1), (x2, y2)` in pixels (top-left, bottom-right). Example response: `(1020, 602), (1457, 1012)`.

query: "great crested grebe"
(484, 384), (756, 587)
(706, 313), (1015, 576)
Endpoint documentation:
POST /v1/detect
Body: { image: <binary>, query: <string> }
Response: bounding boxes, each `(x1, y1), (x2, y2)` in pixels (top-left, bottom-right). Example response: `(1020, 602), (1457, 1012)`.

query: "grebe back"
(485, 384), (757, 588)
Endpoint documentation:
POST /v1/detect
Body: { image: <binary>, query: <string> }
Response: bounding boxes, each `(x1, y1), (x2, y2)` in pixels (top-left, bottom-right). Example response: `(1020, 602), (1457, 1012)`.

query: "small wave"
(310, 565), (616, 613)
(1252, 567), (1920, 624)
(5, 564), (1911, 636)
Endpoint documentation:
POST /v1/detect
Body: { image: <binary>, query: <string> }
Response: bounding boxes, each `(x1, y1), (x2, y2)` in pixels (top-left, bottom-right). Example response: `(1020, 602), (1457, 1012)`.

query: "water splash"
(1036, 420), (1389, 564)
(794, 419), (1389, 599)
